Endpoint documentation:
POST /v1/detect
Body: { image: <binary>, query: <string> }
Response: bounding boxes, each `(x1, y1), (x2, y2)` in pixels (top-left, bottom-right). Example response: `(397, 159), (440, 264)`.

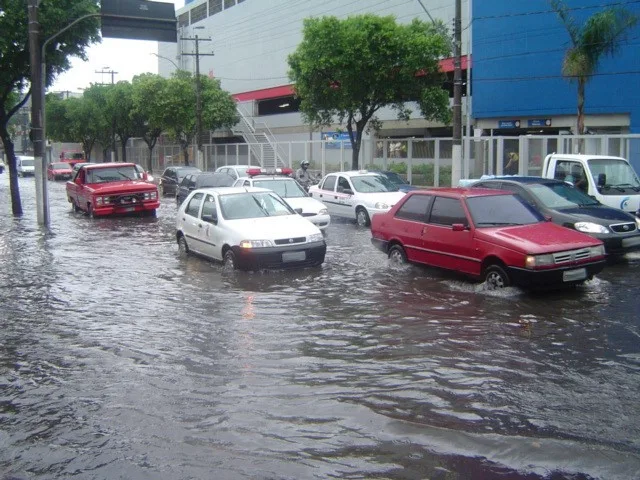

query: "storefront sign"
(498, 120), (521, 129)
(528, 118), (552, 127)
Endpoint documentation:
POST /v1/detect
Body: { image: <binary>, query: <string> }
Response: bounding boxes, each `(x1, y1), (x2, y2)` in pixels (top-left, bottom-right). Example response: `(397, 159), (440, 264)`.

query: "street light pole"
(96, 67), (118, 162)
(452, 0), (463, 187)
(181, 29), (213, 169)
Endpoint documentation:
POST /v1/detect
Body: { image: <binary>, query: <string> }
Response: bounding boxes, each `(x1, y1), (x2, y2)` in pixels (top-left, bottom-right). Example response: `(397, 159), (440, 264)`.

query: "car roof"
(547, 153), (626, 161)
(193, 186), (272, 196)
(217, 164), (258, 170)
(85, 162), (135, 169)
(476, 176), (563, 186)
(324, 170), (385, 177)
(241, 175), (296, 181)
(407, 187), (511, 199)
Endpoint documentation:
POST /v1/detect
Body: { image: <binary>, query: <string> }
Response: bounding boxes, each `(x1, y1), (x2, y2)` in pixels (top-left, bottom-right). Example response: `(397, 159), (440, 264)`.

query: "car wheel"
(388, 244), (407, 264)
(142, 209), (157, 218)
(178, 235), (189, 255)
(356, 207), (370, 227)
(71, 200), (80, 213)
(223, 250), (237, 270)
(87, 204), (95, 219)
(484, 264), (511, 289)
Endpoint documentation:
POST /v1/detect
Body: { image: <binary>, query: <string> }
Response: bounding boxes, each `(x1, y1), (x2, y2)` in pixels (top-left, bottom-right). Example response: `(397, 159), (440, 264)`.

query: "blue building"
(472, 0), (640, 138)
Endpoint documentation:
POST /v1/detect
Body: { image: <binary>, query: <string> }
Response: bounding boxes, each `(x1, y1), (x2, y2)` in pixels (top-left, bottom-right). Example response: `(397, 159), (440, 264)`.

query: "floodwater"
(1, 176), (639, 480)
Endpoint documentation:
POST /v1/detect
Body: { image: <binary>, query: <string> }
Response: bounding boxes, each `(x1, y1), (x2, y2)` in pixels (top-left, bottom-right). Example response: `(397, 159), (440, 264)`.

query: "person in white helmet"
(295, 160), (312, 190)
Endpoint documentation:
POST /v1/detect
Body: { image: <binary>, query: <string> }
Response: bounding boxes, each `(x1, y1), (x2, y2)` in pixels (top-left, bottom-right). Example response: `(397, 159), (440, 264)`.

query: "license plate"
(121, 207), (136, 213)
(282, 251), (306, 262)
(622, 236), (640, 248)
(563, 268), (587, 282)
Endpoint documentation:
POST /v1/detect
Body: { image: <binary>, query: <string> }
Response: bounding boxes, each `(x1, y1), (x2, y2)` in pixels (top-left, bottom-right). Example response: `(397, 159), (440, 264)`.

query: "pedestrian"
(504, 152), (519, 175)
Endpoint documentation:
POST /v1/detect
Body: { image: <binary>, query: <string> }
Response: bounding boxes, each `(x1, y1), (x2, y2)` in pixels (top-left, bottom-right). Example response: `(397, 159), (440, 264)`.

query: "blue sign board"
(528, 118), (552, 127)
(321, 131), (352, 149)
(498, 120), (521, 129)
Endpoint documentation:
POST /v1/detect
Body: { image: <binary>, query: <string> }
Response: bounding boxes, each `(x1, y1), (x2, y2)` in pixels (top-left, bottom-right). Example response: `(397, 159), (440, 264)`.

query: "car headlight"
(374, 202), (389, 210)
(525, 253), (555, 269)
(144, 191), (158, 200)
(318, 208), (328, 215)
(574, 222), (609, 234)
(239, 239), (274, 249)
(635, 216), (640, 229)
(307, 233), (323, 243)
(96, 196), (111, 205)
(589, 245), (605, 257)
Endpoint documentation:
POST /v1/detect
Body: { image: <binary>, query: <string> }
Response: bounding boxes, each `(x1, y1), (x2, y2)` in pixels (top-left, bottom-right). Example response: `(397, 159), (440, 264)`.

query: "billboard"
(321, 131), (352, 149)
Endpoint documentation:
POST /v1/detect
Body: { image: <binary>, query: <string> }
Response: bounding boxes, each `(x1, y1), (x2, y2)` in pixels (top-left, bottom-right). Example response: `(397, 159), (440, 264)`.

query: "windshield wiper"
(252, 196), (270, 216)
(611, 183), (640, 192)
(476, 222), (520, 226)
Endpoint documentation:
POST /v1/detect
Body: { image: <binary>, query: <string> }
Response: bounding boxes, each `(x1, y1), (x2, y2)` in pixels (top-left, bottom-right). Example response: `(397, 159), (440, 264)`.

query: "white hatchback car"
(309, 170), (407, 226)
(214, 164), (260, 182)
(233, 168), (330, 230)
(176, 186), (327, 270)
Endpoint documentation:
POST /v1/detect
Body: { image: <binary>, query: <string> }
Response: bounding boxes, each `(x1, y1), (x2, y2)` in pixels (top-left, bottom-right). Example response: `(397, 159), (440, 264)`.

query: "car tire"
(71, 200), (80, 213)
(142, 209), (157, 218)
(388, 244), (407, 264)
(223, 250), (238, 270)
(178, 235), (189, 255)
(87, 204), (95, 219)
(356, 207), (370, 227)
(484, 264), (511, 289)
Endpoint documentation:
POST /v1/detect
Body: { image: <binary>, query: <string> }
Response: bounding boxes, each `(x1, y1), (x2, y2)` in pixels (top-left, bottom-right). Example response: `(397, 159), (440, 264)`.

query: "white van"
(17, 155), (36, 177)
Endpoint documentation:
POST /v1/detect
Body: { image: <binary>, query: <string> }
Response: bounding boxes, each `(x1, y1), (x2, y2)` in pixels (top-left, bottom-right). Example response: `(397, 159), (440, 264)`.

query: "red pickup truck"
(67, 162), (160, 217)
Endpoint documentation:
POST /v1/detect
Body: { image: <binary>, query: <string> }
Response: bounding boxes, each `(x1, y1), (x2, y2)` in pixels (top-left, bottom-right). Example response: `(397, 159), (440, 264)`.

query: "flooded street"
(1, 176), (640, 480)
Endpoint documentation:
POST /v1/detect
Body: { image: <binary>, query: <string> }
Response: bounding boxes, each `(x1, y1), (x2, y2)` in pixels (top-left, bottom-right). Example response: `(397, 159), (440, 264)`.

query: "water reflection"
(1, 176), (639, 479)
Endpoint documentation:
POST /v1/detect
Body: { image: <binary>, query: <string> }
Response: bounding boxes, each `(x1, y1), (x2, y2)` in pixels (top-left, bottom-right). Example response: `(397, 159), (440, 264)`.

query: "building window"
(224, 0), (236, 9)
(190, 3), (207, 24)
(209, 0), (222, 15)
(178, 12), (189, 28)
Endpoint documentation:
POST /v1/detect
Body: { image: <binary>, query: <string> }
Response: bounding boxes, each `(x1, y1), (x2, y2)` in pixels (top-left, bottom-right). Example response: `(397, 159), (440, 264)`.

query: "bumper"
(371, 237), (388, 253)
(51, 174), (72, 181)
(93, 201), (160, 217)
(507, 260), (606, 288)
(231, 241), (327, 270)
(598, 234), (640, 255)
(160, 183), (177, 196)
(306, 213), (331, 230)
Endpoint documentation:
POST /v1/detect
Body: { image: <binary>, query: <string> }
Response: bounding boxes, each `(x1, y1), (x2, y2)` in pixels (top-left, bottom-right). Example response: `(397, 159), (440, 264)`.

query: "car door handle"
(421, 226), (428, 235)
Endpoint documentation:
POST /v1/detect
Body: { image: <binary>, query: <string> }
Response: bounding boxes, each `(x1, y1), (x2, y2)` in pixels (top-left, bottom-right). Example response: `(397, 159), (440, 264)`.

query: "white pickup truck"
(540, 153), (640, 215)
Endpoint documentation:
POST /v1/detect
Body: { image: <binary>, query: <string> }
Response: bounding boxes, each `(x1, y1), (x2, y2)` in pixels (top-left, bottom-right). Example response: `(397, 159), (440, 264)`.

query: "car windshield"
(86, 166), (138, 183)
(20, 159), (35, 167)
(197, 174), (235, 188)
(467, 194), (545, 227)
(382, 172), (407, 185)
(528, 183), (599, 208)
(219, 192), (294, 219)
(51, 162), (71, 169)
(351, 175), (399, 193)
(253, 179), (307, 198)
(587, 158), (640, 190)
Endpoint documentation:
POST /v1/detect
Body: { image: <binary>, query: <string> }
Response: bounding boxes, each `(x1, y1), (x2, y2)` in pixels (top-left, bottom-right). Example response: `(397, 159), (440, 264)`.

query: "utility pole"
(181, 30), (213, 169)
(28, 0), (47, 224)
(452, 0), (462, 187)
(96, 68), (118, 161)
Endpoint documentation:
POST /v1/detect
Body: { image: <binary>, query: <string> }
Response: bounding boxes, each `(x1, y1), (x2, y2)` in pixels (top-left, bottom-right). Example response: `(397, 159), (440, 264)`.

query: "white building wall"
(158, 0), (469, 97)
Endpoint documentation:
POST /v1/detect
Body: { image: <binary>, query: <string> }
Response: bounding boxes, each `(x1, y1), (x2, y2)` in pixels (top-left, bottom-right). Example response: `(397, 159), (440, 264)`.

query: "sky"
(49, 0), (185, 94)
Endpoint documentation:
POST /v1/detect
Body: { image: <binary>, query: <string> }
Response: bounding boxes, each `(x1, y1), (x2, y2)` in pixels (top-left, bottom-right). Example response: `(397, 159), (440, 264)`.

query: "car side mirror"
(451, 223), (467, 231)
(597, 173), (606, 187)
(344, 188), (354, 195)
(294, 207), (303, 214)
(545, 215), (553, 222)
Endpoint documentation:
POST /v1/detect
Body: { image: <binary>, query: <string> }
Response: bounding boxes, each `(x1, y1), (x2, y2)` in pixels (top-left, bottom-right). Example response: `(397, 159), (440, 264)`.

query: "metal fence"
(125, 133), (640, 187)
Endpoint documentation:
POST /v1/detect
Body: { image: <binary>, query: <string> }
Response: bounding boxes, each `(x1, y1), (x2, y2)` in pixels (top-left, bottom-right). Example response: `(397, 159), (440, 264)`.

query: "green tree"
(160, 71), (238, 166)
(83, 84), (115, 161)
(0, 0), (99, 216)
(131, 73), (170, 172)
(107, 81), (136, 162)
(288, 14), (451, 170)
(550, 0), (637, 135)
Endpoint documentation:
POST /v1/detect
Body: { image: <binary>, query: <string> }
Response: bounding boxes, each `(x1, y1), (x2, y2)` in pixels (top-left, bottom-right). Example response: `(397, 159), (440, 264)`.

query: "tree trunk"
(577, 77), (586, 135)
(0, 129), (23, 216)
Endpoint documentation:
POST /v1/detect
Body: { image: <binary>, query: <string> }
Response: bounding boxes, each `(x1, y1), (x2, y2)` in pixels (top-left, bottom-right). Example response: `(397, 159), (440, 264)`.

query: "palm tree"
(550, 0), (637, 134)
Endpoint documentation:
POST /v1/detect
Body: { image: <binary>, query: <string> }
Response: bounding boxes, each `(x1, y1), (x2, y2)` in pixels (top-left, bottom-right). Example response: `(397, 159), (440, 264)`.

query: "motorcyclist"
(295, 160), (313, 190)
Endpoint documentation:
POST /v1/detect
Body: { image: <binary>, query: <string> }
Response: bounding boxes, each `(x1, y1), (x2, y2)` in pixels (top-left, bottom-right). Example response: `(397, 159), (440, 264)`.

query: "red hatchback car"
(47, 161), (73, 181)
(370, 188), (607, 289)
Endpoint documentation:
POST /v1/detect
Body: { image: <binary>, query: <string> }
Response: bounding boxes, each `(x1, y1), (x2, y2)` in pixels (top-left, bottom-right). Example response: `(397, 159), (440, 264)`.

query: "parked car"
(17, 155), (35, 177)
(47, 162), (73, 181)
(214, 164), (260, 182)
(176, 186), (326, 270)
(66, 162), (160, 218)
(159, 166), (202, 197)
(470, 176), (640, 256)
(176, 172), (235, 205)
(370, 188), (606, 290)
(370, 170), (420, 192)
(308, 170), (406, 226)
(233, 167), (330, 230)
